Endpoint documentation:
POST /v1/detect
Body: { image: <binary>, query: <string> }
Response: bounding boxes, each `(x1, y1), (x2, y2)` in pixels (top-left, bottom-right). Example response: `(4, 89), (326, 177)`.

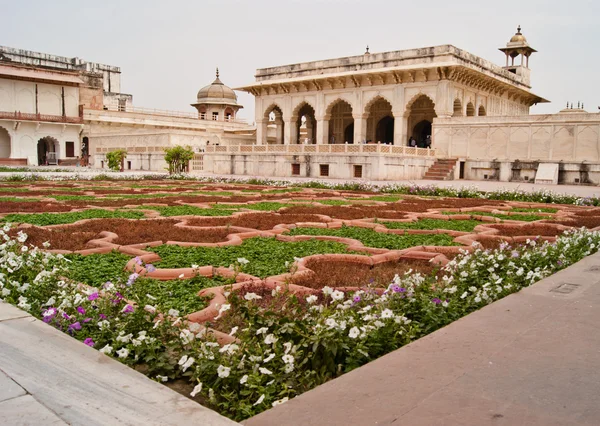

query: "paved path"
(1, 167), (599, 198)
(245, 251), (600, 426)
(0, 302), (237, 426)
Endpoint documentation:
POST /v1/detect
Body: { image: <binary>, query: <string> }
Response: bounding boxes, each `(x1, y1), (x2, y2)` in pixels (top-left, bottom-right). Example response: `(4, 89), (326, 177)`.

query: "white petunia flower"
(259, 367), (272, 375)
(263, 353), (275, 363)
(239, 375), (249, 385)
(116, 348), (129, 359)
(306, 295), (318, 304)
(217, 365), (231, 378)
(272, 397), (289, 407)
(99, 344), (113, 355)
(253, 394), (265, 406)
(330, 290), (344, 301)
(190, 382), (203, 397)
(282, 354), (294, 364)
(255, 327), (269, 335)
(237, 257), (250, 265)
(244, 292), (262, 301)
(156, 375), (169, 382)
(348, 327), (360, 339)
(264, 334), (278, 345)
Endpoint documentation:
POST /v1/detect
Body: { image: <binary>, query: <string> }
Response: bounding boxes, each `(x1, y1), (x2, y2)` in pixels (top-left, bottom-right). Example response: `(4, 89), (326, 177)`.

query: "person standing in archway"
(425, 135), (432, 149)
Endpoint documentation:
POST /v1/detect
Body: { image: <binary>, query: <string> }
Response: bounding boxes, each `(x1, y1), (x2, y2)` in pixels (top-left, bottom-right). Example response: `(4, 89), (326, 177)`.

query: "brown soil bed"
(0, 202), (75, 213)
(487, 223), (568, 237)
(386, 198), (506, 213)
(291, 258), (439, 289)
(545, 216), (600, 229)
(572, 209), (600, 217)
(184, 213), (330, 230)
(11, 218), (235, 251)
(281, 205), (407, 220)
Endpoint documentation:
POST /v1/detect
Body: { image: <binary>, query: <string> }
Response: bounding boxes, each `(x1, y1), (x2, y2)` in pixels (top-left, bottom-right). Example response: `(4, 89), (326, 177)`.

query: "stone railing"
(103, 104), (248, 124)
(205, 144), (436, 157)
(0, 111), (83, 124)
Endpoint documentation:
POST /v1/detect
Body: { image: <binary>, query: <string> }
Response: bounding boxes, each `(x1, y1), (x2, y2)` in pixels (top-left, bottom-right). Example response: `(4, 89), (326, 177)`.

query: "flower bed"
(148, 237), (367, 278)
(289, 257), (440, 289)
(286, 225), (461, 250)
(8, 218), (243, 251)
(184, 213), (331, 230)
(379, 218), (483, 232)
(1, 209), (146, 225)
(2, 222), (600, 421)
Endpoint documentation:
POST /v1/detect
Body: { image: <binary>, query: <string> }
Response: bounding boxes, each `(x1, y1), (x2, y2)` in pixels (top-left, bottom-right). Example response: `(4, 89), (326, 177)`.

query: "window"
(353, 165), (363, 178)
(127, 161), (132, 170)
(320, 164), (329, 177)
(212, 112), (219, 120)
(291, 164), (300, 175)
(65, 141), (75, 158)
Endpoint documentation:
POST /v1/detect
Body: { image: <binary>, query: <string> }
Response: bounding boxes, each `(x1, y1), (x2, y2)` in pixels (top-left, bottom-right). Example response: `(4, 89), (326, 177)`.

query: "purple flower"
(353, 295), (361, 303)
(431, 298), (442, 305)
(83, 338), (95, 347)
(146, 264), (156, 273)
(83, 317), (92, 323)
(88, 292), (99, 301)
(511, 250), (519, 258)
(99, 313), (107, 320)
(62, 312), (71, 320)
(122, 304), (134, 314)
(112, 292), (124, 304)
(42, 307), (57, 323)
(103, 281), (113, 289)
(69, 322), (82, 331)
(557, 260), (563, 266)
(134, 257), (143, 265)
(76, 306), (86, 315)
(126, 273), (140, 286)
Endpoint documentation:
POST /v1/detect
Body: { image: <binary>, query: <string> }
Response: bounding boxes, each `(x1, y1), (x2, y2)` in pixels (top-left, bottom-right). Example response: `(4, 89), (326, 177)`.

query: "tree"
(106, 149), (127, 172)
(164, 145), (194, 175)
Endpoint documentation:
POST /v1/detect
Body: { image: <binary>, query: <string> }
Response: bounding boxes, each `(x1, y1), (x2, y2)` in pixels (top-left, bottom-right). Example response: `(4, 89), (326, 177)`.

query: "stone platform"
(0, 302), (237, 426)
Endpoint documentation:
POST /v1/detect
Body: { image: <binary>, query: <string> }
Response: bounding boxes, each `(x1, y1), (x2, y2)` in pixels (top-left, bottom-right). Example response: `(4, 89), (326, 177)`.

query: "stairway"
(423, 158), (458, 180)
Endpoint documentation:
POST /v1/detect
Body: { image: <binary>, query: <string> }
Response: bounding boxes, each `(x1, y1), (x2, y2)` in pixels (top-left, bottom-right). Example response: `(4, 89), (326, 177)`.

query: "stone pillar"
(353, 114), (367, 144)
(392, 113), (404, 146)
(256, 119), (267, 145)
(283, 118), (295, 145)
(275, 118), (283, 144)
(305, 119), (314, 144)
(316, 116), (329, 144)
(435, 80), (453, 118)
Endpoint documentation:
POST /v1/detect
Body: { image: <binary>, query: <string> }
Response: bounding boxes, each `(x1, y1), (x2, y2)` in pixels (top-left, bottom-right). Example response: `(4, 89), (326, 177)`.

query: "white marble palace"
(203, 27), (600, 185)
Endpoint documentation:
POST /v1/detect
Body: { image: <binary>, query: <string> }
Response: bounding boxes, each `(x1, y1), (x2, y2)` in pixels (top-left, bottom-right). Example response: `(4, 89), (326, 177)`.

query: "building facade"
(203, 28), (600, 185)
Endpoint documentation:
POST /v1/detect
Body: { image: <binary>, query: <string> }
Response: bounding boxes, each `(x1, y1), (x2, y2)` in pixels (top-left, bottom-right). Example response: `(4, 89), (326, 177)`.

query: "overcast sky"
(2, 0), (598, 122)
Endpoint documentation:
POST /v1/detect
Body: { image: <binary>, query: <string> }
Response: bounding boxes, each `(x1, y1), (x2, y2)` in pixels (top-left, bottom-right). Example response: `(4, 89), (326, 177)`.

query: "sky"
(1, 0), (598, 122)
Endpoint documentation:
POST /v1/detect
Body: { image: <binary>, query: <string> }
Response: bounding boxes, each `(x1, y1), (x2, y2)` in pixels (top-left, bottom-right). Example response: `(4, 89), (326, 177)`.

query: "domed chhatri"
(498, 25), (537, 83)
(509, 25), (528, 44)
(192, 68), (243, 121)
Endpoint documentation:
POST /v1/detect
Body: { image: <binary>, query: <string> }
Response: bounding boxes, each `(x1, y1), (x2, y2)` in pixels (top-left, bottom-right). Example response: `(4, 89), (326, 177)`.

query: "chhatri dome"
(192, 68), (242, 120)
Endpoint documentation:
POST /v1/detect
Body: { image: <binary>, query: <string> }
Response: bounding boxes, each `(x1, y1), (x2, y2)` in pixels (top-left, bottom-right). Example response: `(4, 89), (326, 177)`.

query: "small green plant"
(164, 145), (195, 175)
(106, 150), (127, 172)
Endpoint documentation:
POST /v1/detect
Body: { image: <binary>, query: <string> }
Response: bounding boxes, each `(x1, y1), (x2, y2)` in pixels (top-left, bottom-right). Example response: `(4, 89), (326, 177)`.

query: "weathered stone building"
(202, 28), (600, 185)
(0, 46), (254, 169)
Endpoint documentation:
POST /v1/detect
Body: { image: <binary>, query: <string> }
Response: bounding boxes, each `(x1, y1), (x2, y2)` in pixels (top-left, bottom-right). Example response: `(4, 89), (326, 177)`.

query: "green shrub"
(164, 145), (195, 175)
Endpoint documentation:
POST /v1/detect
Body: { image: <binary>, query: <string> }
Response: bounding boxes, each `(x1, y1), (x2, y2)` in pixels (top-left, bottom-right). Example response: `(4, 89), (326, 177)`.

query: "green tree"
(164, 145), (194, 174)
(106, 149), (127, 172)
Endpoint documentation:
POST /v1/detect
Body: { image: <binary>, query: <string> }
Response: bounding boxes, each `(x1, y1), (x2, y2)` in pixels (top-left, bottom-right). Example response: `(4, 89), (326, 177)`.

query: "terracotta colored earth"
(290, 257), (439, 289)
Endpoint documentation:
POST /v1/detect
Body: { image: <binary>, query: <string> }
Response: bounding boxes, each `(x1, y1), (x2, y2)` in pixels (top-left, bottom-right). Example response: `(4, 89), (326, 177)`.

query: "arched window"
(478, 105), (486, 116)
(466, 102), (475, 117)
(452, 99), (463, 117)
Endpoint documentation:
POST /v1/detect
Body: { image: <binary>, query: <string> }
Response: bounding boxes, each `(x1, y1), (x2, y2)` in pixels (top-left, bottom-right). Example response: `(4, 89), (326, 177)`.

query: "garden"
(1, 176), (600, 421)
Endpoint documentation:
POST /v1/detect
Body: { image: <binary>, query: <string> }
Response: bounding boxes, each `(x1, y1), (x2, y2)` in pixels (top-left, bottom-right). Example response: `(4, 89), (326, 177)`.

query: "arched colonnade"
(257, 94), (440, 147)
